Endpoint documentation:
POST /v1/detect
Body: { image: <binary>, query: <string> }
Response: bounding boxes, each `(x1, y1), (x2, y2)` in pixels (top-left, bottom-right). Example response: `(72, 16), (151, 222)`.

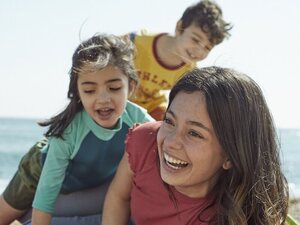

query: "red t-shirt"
(126, 121), (216, 225)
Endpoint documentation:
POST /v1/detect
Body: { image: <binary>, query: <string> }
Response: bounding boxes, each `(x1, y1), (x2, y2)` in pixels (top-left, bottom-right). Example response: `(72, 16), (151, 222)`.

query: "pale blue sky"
(0, 0), (299, 128)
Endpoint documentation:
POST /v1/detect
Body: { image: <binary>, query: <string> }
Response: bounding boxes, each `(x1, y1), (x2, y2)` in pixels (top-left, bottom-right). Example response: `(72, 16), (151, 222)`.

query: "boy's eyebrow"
(192, 32), (204, 40)
(167, 110), (212, 133)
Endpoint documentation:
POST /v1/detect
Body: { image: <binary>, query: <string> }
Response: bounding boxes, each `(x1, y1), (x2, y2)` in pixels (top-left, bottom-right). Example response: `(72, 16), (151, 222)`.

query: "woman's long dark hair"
(39, 34), (138, 138)
(167, 67), (289, 225)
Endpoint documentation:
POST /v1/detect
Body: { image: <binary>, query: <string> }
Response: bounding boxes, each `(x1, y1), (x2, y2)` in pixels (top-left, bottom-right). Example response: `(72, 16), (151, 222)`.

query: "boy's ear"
(175, 20), (183, 35)
(128, 80), (136, 97)
(222, 158), (232, 170)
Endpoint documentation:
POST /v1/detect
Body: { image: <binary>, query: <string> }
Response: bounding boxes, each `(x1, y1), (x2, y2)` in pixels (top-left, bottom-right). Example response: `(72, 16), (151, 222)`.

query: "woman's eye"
(164, 117), (174, 126)
(188, 130), (203, 139)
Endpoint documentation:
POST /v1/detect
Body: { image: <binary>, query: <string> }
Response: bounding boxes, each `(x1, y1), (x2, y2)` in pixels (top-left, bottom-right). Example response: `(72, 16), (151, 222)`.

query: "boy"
(129, 0), (232, 120)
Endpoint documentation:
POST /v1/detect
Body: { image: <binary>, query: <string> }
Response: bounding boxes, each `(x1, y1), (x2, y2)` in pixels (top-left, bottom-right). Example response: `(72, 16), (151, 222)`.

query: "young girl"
(0, 34), (153, 225)
(102, 67), (289, 225)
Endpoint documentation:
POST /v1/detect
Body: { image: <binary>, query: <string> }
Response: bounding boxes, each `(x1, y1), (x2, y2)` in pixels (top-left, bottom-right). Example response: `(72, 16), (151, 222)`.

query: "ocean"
(0, 117), (300, 198)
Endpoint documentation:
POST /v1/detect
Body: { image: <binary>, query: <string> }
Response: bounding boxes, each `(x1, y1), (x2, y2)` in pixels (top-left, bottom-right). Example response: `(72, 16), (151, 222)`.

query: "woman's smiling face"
(157, 91), (231, 198)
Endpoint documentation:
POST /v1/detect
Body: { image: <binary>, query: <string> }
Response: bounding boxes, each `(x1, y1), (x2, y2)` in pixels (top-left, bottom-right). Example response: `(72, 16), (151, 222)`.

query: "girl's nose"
(97, 91), (111, 103)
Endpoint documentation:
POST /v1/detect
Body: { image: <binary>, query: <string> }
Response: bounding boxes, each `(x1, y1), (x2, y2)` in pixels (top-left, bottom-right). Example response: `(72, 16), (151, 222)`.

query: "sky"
(0, 0), (299, 129)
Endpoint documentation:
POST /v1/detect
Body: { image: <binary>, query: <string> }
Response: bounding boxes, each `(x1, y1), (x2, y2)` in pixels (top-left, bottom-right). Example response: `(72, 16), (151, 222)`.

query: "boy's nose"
(193, 47), (209, 59)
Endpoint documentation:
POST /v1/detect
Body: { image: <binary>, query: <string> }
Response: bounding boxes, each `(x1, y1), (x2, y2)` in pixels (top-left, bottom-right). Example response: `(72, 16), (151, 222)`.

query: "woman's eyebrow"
(81, 81), (96, 85)
(189, 121), (212, 134)
(167, 110), (211, 133)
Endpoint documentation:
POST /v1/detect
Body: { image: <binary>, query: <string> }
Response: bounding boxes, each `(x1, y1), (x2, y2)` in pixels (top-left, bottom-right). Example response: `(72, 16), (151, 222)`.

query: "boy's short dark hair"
(180, 0), (232, 45)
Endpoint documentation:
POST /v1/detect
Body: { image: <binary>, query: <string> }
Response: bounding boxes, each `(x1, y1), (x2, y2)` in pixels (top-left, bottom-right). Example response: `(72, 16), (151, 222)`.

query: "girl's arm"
(102, 152), (134, 225)
(32, 209), (51, 225)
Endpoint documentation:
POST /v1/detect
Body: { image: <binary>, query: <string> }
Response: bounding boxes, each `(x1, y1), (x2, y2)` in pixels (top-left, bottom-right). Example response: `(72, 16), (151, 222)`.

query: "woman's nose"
(165, 129), (183, 150)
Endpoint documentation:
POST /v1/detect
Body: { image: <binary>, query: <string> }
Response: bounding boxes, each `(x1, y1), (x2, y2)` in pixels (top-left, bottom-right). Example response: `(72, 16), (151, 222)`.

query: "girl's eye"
(83, 90), (95, 94)
(188, 130), (203, 139)
(110, 87), (122, 91)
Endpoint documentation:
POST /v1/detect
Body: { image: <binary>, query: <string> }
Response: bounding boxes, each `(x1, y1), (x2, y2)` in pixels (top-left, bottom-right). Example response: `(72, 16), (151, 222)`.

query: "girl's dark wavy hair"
(166, 67), (289, 225)
(180, 0), (232, 45)
(39, 34), (138, 138)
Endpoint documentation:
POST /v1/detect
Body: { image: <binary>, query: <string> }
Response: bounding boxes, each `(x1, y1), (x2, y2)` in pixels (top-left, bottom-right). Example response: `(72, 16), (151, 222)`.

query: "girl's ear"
(222, 158), (232, 170)
(128, 80), (136, 98)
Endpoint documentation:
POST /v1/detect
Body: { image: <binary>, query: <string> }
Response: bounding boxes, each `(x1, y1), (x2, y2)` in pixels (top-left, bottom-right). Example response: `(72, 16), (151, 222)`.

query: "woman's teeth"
(163, 152), (188, 170)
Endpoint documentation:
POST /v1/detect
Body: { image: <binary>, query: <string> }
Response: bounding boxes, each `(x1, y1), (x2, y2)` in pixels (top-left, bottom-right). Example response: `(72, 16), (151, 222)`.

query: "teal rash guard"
(32, 101), (154, 213)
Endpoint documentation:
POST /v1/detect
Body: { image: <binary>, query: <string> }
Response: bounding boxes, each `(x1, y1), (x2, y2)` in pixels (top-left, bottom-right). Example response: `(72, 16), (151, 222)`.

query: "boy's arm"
(102, 152), (134, 225)
(31, 209), (51, 225)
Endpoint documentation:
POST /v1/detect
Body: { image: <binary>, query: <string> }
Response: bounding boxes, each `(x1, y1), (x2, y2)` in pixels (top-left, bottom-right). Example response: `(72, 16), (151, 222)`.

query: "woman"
(102, 66), (289, 225)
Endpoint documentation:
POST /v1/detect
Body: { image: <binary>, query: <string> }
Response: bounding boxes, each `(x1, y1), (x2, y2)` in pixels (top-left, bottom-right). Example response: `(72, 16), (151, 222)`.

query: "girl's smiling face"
(77, 65), (134, 128)
(157, 91), (231, 198)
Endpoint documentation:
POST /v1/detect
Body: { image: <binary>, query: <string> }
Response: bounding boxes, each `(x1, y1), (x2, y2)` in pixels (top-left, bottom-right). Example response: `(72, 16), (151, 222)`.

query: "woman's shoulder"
(128, 121), (161, 138)
(125, 121), (161, 153)
(126, 121), (161, 173)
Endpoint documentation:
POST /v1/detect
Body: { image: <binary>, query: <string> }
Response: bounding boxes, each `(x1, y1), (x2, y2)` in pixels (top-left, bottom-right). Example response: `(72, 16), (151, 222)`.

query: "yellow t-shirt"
(129, 30), (195, 112)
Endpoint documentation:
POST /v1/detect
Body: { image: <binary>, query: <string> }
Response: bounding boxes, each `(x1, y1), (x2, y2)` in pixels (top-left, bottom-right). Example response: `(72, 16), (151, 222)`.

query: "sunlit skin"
(157, 91), (232, 198)
(173, 21), (213, 64)
(77, 65), (134, 129)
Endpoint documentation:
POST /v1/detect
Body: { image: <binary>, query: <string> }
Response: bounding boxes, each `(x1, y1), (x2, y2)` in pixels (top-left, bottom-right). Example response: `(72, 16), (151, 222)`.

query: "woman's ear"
(222, 158), (232, 170)
(128, 80), (136, 98)
(175, 20), (184, 36)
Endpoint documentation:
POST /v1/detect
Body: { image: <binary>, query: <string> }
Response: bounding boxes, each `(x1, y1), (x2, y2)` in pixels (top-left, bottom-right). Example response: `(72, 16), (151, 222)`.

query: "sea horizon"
(1, 117), (300, 199)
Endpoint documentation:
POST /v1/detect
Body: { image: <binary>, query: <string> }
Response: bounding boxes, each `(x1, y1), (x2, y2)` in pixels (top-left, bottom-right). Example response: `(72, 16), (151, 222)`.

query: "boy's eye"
(192, 38), (200, 44)
(204, 46), (211, 51)
(192, 38), (211, 52)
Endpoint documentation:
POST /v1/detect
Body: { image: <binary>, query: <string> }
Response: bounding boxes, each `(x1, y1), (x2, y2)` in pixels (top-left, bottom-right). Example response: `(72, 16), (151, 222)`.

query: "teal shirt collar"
(82, 110), (123, 141)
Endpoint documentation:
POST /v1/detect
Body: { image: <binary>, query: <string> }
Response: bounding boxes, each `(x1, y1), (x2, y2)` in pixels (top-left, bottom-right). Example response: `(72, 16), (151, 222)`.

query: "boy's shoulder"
(129, 29), (158, 40)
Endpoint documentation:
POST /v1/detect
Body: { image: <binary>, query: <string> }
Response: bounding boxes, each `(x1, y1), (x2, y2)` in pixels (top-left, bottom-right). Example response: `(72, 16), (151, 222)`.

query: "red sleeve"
(125, 121), (161, 173)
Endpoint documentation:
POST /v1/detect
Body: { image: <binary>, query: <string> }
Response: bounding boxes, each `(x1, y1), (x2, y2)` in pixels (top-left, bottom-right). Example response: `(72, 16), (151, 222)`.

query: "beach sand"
(10, 221), (21, 225)
(289, 198), (300, 222)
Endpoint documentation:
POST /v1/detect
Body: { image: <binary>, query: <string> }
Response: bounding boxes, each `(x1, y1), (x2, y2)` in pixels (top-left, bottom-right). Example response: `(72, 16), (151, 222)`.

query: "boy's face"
(175, 21), (214, 64)
(77, 65), (134, 128)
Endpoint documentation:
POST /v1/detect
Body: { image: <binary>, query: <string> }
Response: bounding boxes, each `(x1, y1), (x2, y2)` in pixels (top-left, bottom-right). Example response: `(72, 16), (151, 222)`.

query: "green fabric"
(2, 139), (46, 210)
(287, 214), (299, 225)
(33, 101), (153, 213)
